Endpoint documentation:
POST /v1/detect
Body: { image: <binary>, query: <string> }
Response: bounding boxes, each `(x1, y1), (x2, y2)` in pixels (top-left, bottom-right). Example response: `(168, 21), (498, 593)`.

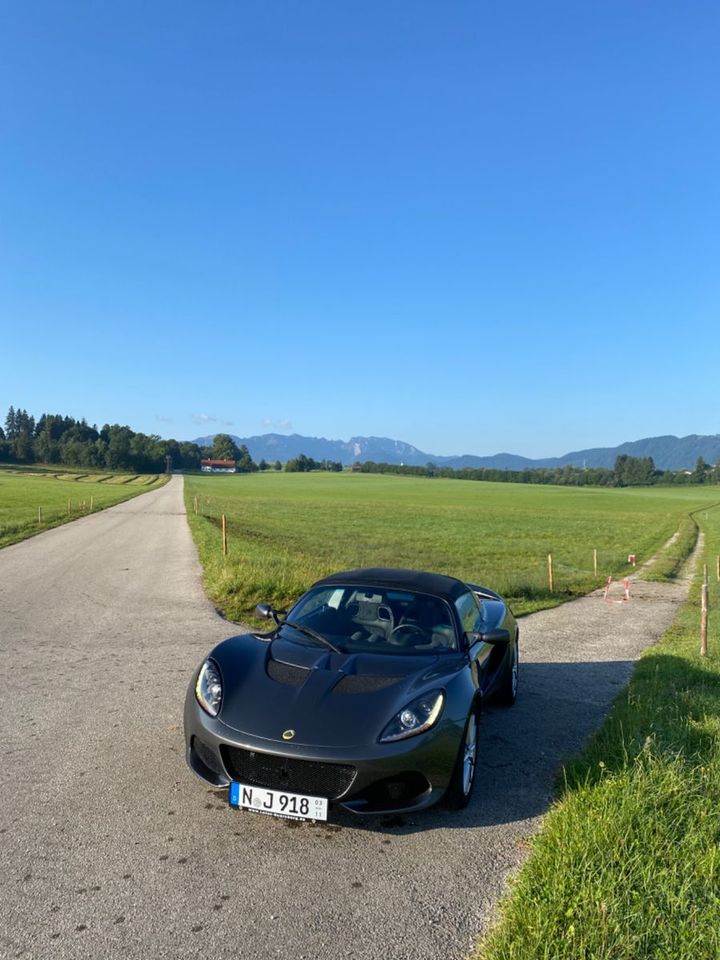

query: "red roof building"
(201, 459), (236, 473)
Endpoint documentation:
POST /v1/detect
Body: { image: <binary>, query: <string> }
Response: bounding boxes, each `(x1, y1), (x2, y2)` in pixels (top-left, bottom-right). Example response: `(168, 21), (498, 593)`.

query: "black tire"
(445, 707), (479, 810)
(497, 635), (519, 706)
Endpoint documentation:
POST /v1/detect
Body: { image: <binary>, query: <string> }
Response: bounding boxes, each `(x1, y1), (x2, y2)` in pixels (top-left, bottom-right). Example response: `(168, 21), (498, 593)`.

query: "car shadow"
(334, 657), (639, 835)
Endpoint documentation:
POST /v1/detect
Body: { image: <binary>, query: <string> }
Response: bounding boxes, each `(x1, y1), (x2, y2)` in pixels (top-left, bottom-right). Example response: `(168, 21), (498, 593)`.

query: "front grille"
(221, 746), (356, 799)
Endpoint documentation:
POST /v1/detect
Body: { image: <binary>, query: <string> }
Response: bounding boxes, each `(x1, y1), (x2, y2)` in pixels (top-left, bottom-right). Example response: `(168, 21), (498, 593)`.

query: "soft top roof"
(313, 567), (472, 603)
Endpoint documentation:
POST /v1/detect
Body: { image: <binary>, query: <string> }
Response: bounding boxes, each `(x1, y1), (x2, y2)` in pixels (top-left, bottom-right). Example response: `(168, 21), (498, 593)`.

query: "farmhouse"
(201, 459), (236, 473)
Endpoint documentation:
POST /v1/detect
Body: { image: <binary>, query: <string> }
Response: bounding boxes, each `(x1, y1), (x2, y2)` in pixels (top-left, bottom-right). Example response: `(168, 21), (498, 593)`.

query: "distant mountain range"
(191, 432), (720, 471)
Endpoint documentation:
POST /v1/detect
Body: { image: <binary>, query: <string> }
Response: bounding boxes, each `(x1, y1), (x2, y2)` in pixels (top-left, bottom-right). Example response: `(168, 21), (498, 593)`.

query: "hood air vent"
(333, 675), (399, 695)
(267, 659), (310, 687)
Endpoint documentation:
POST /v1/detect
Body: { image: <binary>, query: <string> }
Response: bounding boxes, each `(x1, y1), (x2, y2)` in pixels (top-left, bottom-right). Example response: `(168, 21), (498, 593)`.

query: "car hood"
(210, 634), (464, 748)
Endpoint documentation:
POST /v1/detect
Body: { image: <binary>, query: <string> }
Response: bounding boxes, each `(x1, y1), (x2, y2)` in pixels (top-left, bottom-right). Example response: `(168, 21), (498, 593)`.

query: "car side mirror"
(256, 602), (279, 623)
(469, 628), (510, 645)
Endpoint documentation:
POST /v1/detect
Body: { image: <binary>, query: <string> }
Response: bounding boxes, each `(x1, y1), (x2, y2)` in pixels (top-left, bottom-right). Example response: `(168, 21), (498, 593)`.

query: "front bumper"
(184, 688), (464, 815)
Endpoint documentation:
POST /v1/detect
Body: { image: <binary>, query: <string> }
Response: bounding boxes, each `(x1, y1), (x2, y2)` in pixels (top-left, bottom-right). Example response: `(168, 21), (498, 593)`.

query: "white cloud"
(261, 417), (293, 432)
(192, 413), (218, 425)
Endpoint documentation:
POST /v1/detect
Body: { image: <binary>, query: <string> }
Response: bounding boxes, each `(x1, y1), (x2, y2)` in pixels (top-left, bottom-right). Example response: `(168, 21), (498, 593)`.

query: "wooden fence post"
(548, 553), (554, 592)
(67, 499), (71, 515)
(222, 514), (228, 557)
(38, 506), (42, 525)
(700, 571), (708, 657)
(90, 495), (94, 511)
(716, 555), (719, 583)
(593, 548), (597, 577)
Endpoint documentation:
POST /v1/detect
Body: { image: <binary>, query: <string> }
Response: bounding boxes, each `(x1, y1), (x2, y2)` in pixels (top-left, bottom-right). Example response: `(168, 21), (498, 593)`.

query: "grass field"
(183, 472), (720, 621)
(476, 502), (720, 960)
(0, 468), (167, 548)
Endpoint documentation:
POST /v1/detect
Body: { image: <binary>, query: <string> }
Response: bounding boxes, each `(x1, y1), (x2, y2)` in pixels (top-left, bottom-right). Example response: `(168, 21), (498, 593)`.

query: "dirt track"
(0, 476), (694, 959)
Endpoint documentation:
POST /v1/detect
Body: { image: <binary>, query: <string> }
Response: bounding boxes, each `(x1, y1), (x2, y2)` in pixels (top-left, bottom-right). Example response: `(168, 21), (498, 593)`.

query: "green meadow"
(183, 471), (720, 621)
(476, 504), (720, 960)
(0, 468), (167, 548)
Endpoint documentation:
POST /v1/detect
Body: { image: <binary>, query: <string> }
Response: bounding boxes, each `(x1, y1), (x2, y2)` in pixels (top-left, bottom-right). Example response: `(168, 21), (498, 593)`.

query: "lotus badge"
(282, 729), (295, 741)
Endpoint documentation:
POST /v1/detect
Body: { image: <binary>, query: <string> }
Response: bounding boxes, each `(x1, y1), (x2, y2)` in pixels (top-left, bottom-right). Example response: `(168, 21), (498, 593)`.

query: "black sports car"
(184, 567), (519, 819)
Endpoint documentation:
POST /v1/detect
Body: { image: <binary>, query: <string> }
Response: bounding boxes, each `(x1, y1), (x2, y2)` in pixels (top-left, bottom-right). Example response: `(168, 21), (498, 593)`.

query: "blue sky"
(1, 1), (718, 458)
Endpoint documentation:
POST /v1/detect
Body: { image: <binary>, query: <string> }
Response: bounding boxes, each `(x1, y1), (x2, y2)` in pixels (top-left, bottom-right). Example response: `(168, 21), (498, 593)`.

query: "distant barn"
(201, 459), (236, 474)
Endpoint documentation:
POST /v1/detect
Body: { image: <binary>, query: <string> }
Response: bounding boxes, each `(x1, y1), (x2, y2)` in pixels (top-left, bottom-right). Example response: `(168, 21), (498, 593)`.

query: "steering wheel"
(388, 623), (427, 646)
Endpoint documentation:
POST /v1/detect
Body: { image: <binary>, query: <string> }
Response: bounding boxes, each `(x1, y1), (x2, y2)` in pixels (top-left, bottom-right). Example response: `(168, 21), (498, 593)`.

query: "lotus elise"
(184, 567), (518, 820)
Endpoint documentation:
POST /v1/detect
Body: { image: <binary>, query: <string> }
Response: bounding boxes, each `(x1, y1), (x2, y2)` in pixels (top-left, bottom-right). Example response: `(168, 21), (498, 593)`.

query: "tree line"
(284, 453), (343, 473)
(359, 453), (719, 486)
(0, 409), (341, 476)
(1, 406), (220, 473)
(206, 434), (346, 472)
(0, 409), (339, 475)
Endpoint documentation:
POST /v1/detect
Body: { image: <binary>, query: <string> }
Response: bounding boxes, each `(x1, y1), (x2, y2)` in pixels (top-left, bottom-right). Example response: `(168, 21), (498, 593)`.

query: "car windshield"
(280, 585), (459, 655)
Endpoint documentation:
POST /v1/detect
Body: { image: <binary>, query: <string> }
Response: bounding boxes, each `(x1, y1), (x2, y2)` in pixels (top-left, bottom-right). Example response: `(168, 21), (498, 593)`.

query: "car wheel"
(497, 635), (519, 706)
(445, 708), (479, 810)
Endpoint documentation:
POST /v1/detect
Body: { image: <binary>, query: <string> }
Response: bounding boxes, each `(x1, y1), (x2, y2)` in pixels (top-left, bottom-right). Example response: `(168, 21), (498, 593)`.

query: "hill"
(191, 432), (720, 471)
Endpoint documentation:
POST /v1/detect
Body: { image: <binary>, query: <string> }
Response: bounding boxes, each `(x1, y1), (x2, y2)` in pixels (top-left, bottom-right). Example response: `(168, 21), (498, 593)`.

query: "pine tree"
(5, 406), (16, 439)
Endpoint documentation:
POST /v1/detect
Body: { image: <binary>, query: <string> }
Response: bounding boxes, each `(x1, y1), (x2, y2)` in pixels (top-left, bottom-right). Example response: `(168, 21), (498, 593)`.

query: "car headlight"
(379, 690), (445, 743)
(195, 659), (223, 717)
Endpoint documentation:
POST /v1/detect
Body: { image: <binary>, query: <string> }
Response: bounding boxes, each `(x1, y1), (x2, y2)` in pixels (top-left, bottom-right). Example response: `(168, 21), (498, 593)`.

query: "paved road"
(0, 477), (690, 960)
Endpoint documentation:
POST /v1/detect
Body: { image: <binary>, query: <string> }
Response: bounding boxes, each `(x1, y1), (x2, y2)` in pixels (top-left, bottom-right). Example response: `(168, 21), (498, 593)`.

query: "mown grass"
(0, 468), (168, 548)
(642, 510), (706, 582)
(183, 472), (720, 622)
(476, 504), (720, 960)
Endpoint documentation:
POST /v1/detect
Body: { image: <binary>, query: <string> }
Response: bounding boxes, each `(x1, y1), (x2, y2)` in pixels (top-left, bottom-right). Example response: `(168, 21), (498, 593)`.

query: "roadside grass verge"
(0, 469), (168, 549)
(475, 505), (720, 960)
(183, 472), (719, 623)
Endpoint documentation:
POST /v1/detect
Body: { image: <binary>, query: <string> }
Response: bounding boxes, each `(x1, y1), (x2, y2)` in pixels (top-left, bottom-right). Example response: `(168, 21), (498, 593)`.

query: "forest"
(0, 406), (205, 473)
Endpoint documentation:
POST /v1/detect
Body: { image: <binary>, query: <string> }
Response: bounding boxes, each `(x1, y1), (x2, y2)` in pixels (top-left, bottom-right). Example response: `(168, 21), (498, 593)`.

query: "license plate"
(229, 782), (328, 821)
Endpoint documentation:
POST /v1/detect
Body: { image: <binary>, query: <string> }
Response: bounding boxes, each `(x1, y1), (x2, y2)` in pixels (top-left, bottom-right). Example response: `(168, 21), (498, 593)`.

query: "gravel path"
(0, 477), (695, 960)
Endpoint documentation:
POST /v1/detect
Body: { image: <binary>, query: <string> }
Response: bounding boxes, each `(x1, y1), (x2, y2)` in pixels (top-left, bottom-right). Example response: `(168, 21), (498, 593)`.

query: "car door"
(454, 591), (494, 694)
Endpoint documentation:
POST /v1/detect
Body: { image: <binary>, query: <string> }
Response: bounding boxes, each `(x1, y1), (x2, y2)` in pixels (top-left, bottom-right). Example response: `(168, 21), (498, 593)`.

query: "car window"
(284, 585), (458, 655)
(293, 586), (344, 618)
(454, 591), (481, 636)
